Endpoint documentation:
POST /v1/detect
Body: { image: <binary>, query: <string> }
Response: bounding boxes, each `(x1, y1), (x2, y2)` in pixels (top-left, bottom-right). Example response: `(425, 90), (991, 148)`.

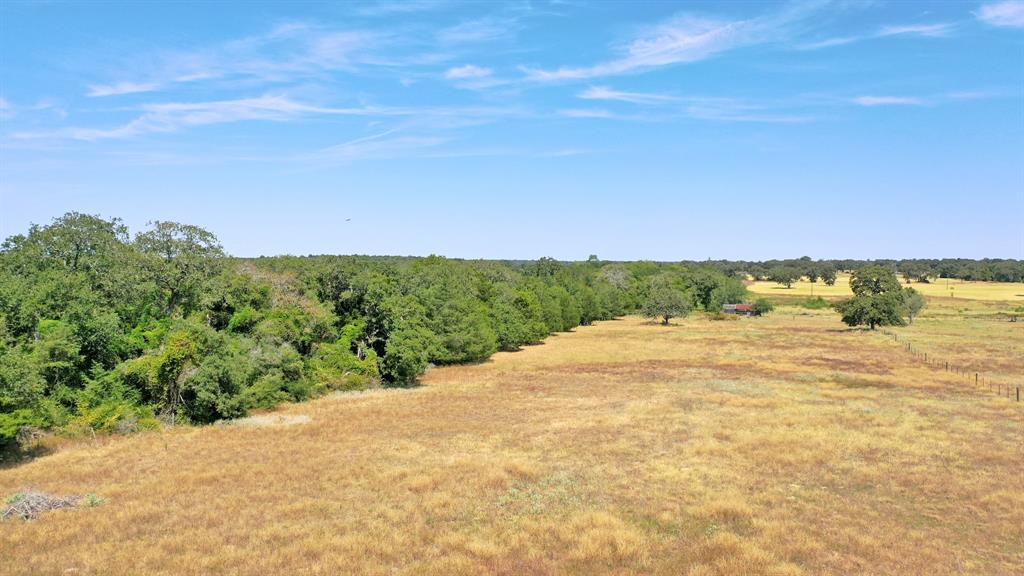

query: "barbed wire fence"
(879, 329), (1020, 402)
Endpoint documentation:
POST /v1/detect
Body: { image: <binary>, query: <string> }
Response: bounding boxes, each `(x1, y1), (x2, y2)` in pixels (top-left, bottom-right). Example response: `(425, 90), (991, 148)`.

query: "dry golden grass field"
(2, 297), (1022, 575)
(748, 274), (1024, 302)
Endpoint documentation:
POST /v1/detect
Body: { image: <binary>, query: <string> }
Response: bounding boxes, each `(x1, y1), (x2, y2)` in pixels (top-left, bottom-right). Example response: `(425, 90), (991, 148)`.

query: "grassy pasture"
(1, 301), (1022, 575)
(748, 273), (1024, 302)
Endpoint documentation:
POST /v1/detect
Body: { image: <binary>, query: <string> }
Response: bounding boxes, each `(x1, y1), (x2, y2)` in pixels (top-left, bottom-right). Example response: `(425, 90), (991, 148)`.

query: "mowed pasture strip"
(1, 307), (1022, 575)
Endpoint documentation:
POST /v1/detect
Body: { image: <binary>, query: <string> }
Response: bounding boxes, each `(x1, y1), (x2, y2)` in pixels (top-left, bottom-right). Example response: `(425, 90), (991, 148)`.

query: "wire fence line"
(878, 329), (1021, 402)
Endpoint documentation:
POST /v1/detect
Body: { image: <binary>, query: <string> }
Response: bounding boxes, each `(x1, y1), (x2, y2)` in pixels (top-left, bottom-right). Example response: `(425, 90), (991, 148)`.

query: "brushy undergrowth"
(1, 490), (95, 521)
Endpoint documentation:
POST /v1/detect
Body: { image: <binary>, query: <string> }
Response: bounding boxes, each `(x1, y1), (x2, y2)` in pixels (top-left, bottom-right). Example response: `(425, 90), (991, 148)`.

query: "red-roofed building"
(722, 303), (754, 315)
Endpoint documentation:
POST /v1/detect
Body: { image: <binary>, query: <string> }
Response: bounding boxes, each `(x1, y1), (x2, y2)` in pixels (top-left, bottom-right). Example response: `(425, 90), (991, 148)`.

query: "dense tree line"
(1, 214), (756, 448)
(699, 257), (1023, 285)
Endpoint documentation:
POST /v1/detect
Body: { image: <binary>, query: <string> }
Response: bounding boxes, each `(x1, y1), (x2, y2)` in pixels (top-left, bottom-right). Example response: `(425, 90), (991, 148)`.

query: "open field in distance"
(747, 274), (1024, 302)
(2, 297), (1022, 575)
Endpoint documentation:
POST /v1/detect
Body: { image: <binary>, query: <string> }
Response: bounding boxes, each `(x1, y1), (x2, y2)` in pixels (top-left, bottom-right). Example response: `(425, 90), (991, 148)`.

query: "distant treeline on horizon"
(252, 255), (1024, 284)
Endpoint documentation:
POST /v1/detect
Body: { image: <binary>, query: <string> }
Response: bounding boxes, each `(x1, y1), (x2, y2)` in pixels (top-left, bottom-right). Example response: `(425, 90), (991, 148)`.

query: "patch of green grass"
(5, 492), (26, 505)
(82, 493), (106, 507)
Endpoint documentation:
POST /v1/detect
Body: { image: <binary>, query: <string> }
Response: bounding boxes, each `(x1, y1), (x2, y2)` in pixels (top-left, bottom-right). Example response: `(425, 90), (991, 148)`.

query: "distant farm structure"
(723, 303), (754, 316)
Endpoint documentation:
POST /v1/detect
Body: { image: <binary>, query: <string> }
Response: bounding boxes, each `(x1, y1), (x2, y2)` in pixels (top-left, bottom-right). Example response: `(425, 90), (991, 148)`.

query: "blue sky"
(1, 1), (1022, 260)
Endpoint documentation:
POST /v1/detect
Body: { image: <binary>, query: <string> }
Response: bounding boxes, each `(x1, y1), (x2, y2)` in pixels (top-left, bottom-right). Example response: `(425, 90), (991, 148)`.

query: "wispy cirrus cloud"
(563, 91), (816, 123)
(13, 95), (397, 141)
(86, 81), (161, 97)
(521, 2), (831, 82)
(444, 64), (493, 79)
(799, 21), (954, 50)
(851, 95), (924, 107)
(437, 17), (518, 44)
(351, 0), (450, 18)
(977, 0), (1024, 27)
(522, 15), (755, 81)
(850, 90), (1006, 107)
(304, 129), (449, 163)
(0, 97), (68, 120)
(13, 94), (525, 141)
(876, 23), (954, 37)
(682, 97), (813, 123)
(82, 24), (398, 98)
(798, 36), (858, 49)
(558, 108), (616, 119)
(303, 132), (592, 165)
(578, 86), (678, 105)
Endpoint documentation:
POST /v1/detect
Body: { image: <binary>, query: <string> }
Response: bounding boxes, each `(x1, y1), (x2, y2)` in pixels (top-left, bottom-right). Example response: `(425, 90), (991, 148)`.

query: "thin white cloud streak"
(12, 95), (525, 141)
(0, 97), (68, 120)
(305, 130), (449, 162)
(82, 24), (397, 98)
(578, 86), (678, 104)
(558, 108), (615, 118)
(876, 23), (954, 37)
(798, 36), (858, 49)
(798, 22), (954, 50)
(682, 97), (814, 123)
(437, 17), (517, 44)
(522, 2), (831, 81)
(444, 64), (493, 79)
(522, 16), (752, 81)
(575, 87), (815, 123)
(561, 95), (816, 123)
(977, 1), (1024, 27)
(87, 81), (160, 97)
(849, 90), (1006, 107)
(14, 95), (394, 141)
(852, 95), (924, 106)
(352, 1), (449, 17)
(299, 130), (590, 165)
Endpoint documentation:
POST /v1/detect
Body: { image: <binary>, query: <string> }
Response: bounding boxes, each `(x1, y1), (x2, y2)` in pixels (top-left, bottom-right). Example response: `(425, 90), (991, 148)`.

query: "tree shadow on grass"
(0, 444), (53, 471)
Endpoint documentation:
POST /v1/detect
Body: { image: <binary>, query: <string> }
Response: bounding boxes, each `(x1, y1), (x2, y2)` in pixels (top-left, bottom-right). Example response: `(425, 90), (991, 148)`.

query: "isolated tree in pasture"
(768, 266), (801, 288)
(903, 288), (926, 324)
(833, 266), (906, 330)
(642, 287), (690, 325)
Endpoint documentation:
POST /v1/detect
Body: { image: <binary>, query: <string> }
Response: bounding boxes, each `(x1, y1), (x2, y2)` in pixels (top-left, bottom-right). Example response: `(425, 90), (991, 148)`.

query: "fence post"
(975, 373), (978, 386)
(1017, 387), (1020, 402)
